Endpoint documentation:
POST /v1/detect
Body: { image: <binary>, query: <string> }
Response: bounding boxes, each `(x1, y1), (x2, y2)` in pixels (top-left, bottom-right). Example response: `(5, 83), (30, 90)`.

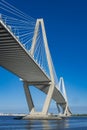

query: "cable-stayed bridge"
(0, 0), (71, 118)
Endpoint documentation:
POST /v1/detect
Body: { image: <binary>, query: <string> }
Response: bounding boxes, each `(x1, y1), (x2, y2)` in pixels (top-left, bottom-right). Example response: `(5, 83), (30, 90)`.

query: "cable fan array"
(0, 0), (36, 50)
(0, 0), (59, 87)
(32, 23), (59, 85)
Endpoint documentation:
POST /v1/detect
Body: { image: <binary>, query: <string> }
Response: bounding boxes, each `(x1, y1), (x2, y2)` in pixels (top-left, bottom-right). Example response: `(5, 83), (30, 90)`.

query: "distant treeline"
(72, 114), (87, 116)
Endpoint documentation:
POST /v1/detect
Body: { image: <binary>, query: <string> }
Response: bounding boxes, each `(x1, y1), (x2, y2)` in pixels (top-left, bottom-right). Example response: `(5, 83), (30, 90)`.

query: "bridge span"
(0, 15), (71, 118)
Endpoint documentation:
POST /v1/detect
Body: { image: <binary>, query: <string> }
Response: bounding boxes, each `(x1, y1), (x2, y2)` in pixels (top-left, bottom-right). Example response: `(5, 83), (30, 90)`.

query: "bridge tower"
(23, 19), (71, 117)
(23, 19), (55, 116)
(58, 77), (72, 116)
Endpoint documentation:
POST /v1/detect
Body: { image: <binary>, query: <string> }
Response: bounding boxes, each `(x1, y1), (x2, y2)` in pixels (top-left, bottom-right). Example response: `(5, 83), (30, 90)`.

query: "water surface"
(0, 116), (87, 130)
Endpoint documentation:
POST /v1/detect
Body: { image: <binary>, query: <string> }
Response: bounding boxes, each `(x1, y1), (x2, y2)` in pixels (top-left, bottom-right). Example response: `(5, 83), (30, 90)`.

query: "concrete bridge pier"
(63, 104), (72, 116)
(23, 81), (35, 114)
(42, 83), (54, 115)
(58, 103), (72, 116)
(23, 81), (55, 117)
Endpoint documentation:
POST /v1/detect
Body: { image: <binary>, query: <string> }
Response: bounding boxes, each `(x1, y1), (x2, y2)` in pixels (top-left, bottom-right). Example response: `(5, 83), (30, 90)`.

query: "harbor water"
(0, 116), (87, 130)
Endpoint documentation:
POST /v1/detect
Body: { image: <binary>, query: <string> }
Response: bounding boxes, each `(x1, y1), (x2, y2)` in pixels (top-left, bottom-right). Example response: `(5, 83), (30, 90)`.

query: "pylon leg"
(23, 82), (35, 114)
(56, 103), (61, 114)
(42, 83), (54, 114)
(64, 104), (72, 116)
(60, 103), (71, 116)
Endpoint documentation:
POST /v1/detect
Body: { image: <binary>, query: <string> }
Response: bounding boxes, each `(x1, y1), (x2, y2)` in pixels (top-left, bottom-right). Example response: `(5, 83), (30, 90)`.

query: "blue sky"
(0, 0), (87, 114)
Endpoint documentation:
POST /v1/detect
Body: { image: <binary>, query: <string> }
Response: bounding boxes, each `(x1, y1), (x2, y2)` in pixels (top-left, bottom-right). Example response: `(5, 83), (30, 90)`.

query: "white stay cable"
(0, 0), (35, 22)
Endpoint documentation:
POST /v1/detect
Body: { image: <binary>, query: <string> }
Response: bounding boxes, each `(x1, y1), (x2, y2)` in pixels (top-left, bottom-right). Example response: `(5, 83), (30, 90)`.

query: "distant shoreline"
(1, 113), (87, 117)
(72, 114), (87, 117)
(0, 113), (26, 116)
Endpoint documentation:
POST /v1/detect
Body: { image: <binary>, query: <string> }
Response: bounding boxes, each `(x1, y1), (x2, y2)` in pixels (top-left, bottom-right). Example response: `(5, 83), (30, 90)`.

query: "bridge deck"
(36, 85), (66, 104)
(0, 19), (50, 83)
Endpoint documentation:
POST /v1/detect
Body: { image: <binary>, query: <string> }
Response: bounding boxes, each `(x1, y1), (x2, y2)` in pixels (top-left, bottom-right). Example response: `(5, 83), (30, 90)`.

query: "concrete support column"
(56, 103), (61, 114)
(63, 103), (72, 116)
(42, 83), (54, 114)
(23, 82), (35, 114)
